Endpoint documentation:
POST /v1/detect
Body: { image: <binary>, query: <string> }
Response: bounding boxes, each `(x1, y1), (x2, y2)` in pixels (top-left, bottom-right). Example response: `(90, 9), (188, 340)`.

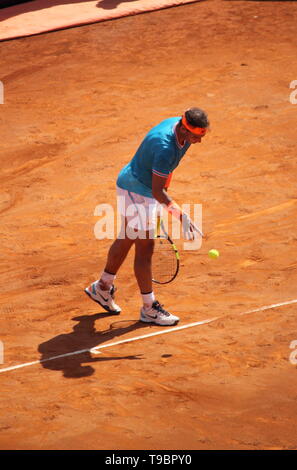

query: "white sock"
(97, 271), (116, 290)
(141, 292), (155, 309)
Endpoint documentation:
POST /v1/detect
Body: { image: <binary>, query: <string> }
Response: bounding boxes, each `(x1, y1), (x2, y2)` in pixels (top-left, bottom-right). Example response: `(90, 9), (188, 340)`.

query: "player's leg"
(85, 188), (135, 314)
(85, 233), (134, 313)
(85, 234), (134, 314)
(134, 233), (179, 327)
(134, 236), (154, 296)
(102, 236), (135, 287)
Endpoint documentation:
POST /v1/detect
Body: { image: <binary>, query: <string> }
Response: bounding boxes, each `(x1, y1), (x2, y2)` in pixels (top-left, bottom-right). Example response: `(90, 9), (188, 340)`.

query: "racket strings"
(152, 236), (178, 283)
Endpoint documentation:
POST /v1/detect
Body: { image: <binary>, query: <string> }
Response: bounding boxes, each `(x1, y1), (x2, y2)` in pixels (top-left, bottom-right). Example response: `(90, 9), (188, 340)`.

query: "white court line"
(0, 318), (218, 373)
(0, 298), (296, 374)
(240, 299), (297, 315)
(90, 317), (218, 354)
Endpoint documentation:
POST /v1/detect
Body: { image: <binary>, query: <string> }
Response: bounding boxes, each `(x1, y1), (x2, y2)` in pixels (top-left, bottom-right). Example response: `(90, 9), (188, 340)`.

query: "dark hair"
(184, 107), (209, 128)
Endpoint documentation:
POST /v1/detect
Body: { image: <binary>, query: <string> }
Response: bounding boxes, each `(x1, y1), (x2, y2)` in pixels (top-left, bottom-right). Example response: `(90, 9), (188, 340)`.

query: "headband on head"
(181, 115), (208, 136)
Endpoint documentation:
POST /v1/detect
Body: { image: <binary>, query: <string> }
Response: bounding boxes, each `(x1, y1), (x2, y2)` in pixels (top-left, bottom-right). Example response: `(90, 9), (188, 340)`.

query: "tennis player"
(85, 107), (209, 326)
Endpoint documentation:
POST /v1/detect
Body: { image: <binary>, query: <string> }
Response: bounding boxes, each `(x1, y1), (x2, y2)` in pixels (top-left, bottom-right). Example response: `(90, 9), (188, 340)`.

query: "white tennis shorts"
(116, 185), (161, 239)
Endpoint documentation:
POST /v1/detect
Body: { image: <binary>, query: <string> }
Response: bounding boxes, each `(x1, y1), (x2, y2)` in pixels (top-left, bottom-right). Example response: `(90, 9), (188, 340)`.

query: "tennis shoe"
(84, 282), (121, 314)
(140, 300), (179, 326)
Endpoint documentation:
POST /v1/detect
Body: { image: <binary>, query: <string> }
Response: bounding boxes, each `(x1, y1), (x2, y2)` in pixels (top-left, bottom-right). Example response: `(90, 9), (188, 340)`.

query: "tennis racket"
(152, 217), (180, 284)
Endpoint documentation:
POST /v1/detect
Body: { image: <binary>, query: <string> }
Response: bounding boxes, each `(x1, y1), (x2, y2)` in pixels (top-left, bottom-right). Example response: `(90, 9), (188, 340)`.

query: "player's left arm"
(152, 170), (202, 240)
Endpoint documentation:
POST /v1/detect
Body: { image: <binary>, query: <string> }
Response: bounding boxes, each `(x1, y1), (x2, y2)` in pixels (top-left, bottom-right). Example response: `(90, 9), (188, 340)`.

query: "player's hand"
(181, 213), (203, 241)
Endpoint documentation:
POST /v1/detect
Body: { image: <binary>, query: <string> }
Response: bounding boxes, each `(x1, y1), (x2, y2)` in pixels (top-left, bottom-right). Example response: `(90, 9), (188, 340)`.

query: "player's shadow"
(38, 312), (147, 378)
(226, 0), (294, 2)
(97, 0), (138, 9)
(0, 0), (138, 18)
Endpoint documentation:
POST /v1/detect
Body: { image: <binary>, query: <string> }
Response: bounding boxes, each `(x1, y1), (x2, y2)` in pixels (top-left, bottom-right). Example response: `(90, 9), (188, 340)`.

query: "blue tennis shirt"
(116, 117), (191, 198)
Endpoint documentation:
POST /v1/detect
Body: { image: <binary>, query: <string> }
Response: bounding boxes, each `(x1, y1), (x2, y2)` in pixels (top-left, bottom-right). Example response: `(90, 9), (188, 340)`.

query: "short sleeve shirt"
(116, 117), (191, 198)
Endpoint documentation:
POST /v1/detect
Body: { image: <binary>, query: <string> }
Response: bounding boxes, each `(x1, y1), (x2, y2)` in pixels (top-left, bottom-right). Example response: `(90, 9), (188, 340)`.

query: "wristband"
(166, 201), (183, 221)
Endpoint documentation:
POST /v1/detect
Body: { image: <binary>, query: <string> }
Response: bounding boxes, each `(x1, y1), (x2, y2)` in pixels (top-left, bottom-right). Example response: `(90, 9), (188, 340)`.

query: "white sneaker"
(140, 301), (179, 326)
(84, 281), (121, 314)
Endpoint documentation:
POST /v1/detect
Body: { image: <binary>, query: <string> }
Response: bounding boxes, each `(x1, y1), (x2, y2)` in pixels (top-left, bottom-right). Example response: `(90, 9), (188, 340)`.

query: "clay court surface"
(0, 0), (297, 450)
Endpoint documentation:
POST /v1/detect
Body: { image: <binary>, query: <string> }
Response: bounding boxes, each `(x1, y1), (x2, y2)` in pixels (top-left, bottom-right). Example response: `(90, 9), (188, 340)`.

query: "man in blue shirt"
(116, 116), (191, 198)
(85, 107), (209, 326)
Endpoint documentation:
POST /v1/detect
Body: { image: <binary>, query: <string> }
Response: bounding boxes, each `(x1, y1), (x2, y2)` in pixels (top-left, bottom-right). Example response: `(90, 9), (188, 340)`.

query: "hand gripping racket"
(152, 217), (180, 284)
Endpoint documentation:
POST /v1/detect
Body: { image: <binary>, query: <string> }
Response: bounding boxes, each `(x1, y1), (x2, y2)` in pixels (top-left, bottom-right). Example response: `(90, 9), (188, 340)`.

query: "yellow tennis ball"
(208, 249), (220, 259)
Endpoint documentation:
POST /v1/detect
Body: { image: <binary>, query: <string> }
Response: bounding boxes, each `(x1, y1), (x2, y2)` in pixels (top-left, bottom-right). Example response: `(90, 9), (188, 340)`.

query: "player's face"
(186, 131), (204, 144)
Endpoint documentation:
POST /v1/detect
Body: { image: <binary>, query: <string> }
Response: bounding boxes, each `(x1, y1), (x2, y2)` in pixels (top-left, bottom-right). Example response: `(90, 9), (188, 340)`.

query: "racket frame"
(152, 217), (180, 284)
